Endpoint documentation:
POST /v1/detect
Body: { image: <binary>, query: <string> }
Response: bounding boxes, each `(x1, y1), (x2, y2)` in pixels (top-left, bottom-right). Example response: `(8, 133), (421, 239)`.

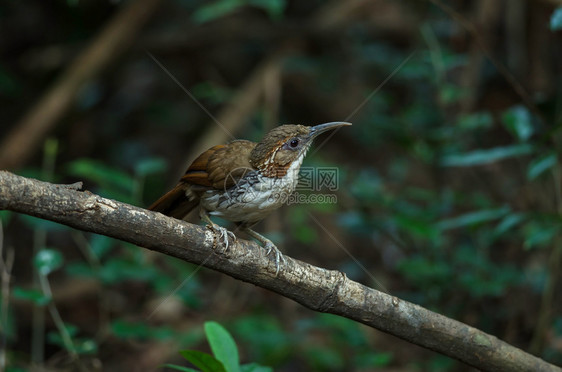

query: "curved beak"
(309, 121), (352, 140)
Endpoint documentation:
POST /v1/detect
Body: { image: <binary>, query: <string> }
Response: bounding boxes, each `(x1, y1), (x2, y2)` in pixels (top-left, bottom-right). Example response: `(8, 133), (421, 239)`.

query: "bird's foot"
(207, 223), (236, 252)
(263, 241), (287, 276)
(243, 228), (287, 276)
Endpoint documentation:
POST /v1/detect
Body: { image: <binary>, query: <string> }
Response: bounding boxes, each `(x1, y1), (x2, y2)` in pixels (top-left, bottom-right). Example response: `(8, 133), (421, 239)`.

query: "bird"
(148, 122), (351, 274)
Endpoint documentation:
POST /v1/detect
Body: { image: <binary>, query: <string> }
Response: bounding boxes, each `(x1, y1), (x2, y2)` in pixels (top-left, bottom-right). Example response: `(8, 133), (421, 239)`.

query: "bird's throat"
(256, 146), (309, 179)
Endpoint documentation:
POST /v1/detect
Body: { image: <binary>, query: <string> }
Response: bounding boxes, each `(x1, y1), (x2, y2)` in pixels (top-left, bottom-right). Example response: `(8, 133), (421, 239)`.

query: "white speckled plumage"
(202, 152), (305, 223)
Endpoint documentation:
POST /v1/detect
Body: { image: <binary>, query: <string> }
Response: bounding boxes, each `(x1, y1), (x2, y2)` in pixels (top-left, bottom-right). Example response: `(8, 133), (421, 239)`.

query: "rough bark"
(0, 171), (559, 372)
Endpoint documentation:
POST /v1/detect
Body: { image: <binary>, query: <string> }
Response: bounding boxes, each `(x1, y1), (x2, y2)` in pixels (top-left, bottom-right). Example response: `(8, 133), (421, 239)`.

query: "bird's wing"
(148, 140), (256, 218)
(147, 145), (226, 217)
(180, 144), (226, 187)
(187, 140), (256, 189)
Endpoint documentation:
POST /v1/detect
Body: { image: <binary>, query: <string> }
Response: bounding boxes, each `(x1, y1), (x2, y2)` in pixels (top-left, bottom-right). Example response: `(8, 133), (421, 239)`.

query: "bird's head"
(250, 122), (351, 177)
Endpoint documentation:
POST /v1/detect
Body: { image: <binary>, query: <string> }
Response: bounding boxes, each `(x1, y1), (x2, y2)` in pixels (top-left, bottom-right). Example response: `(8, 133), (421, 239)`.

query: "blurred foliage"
(1, 0), (562, 371)
(193, 0), (286, 24)
(551, 7), (562, 31)
(166, 321), (273, 372)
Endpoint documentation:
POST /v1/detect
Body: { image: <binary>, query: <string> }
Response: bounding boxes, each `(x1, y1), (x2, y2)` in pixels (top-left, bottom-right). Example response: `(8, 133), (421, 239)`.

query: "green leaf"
(232, 315), (290, 363)
(90, 234), (115, 260)
(52, 323), (79, 338)
(427, 355), (457, 371)
(248, 0), (286, 19)
(193, 0), (285, 23)
(48, 325), (97, 355)
(502, 105), (533, 141)
(240, 363), (273, 372)
(441, 144), (534, 167)
(304, 346), (345, 371)
(456, 111), (493, 130)
(43, 138), (59, 162)
(393, 215), (438, 239)
(458, 261), (521, 297)
(354, 352), (393, 367)
(74, 338), (98, 354)
(527, 153), (557, 180)
(12, 287), (50, 306)
(398, 256), (452, 287)
(550, 7), (562, 31)
(111, 320), (175, 341)
(192, 0), (244, 24)
(179, 350), (227, 372)
(134, 157), (168, 177)
(523, 221), (559, 250)
(191, 82), (231, 103)
(494, 213), (525, 236)
(437, 207), (510, 230)
(439, 83), (467, 104)
(205, 321), (240, 372)
(162, 364), (200, 372)
(293, 224), (317, 244)
(34, 249), (64, 275)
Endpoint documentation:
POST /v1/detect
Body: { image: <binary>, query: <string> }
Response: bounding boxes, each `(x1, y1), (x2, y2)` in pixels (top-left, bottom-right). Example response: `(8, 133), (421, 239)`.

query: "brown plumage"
(149, 122), (351, 274)
(149, 140), (255, 218)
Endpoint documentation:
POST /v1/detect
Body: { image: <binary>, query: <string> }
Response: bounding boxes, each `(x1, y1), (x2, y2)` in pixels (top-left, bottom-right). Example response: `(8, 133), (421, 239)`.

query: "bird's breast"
(200, 155), (304, 223)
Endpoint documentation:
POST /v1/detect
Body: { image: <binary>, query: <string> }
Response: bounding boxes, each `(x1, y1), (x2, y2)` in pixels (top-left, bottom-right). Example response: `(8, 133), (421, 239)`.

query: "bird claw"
(207, 224), (236, 252)
(263, 241), (286, 276)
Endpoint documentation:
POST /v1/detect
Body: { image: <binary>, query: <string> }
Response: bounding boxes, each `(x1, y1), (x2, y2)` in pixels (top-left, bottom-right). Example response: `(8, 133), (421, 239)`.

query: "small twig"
(0, 222), (14, 370)
(38, 274), (76, 356)
(38, 272), (88, 372)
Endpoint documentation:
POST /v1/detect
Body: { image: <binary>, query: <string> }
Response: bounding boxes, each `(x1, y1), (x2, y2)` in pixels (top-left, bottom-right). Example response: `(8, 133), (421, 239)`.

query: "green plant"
(164, 321), (272, 372)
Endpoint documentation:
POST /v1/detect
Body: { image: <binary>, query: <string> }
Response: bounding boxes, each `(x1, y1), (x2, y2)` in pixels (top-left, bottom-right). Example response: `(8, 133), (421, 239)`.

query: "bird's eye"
(289, 139), (299, 148)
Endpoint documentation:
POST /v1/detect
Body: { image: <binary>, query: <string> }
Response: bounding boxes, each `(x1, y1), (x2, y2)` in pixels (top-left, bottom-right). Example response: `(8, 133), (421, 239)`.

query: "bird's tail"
(148, 184), (199, 220)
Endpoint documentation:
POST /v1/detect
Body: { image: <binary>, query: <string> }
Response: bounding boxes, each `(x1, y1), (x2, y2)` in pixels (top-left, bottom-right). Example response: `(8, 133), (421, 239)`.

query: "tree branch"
(0, 171), (559, 372)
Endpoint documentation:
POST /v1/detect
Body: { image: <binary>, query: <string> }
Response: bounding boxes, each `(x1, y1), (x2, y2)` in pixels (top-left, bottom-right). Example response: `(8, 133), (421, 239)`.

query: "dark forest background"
(1, 0), (562, 371)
